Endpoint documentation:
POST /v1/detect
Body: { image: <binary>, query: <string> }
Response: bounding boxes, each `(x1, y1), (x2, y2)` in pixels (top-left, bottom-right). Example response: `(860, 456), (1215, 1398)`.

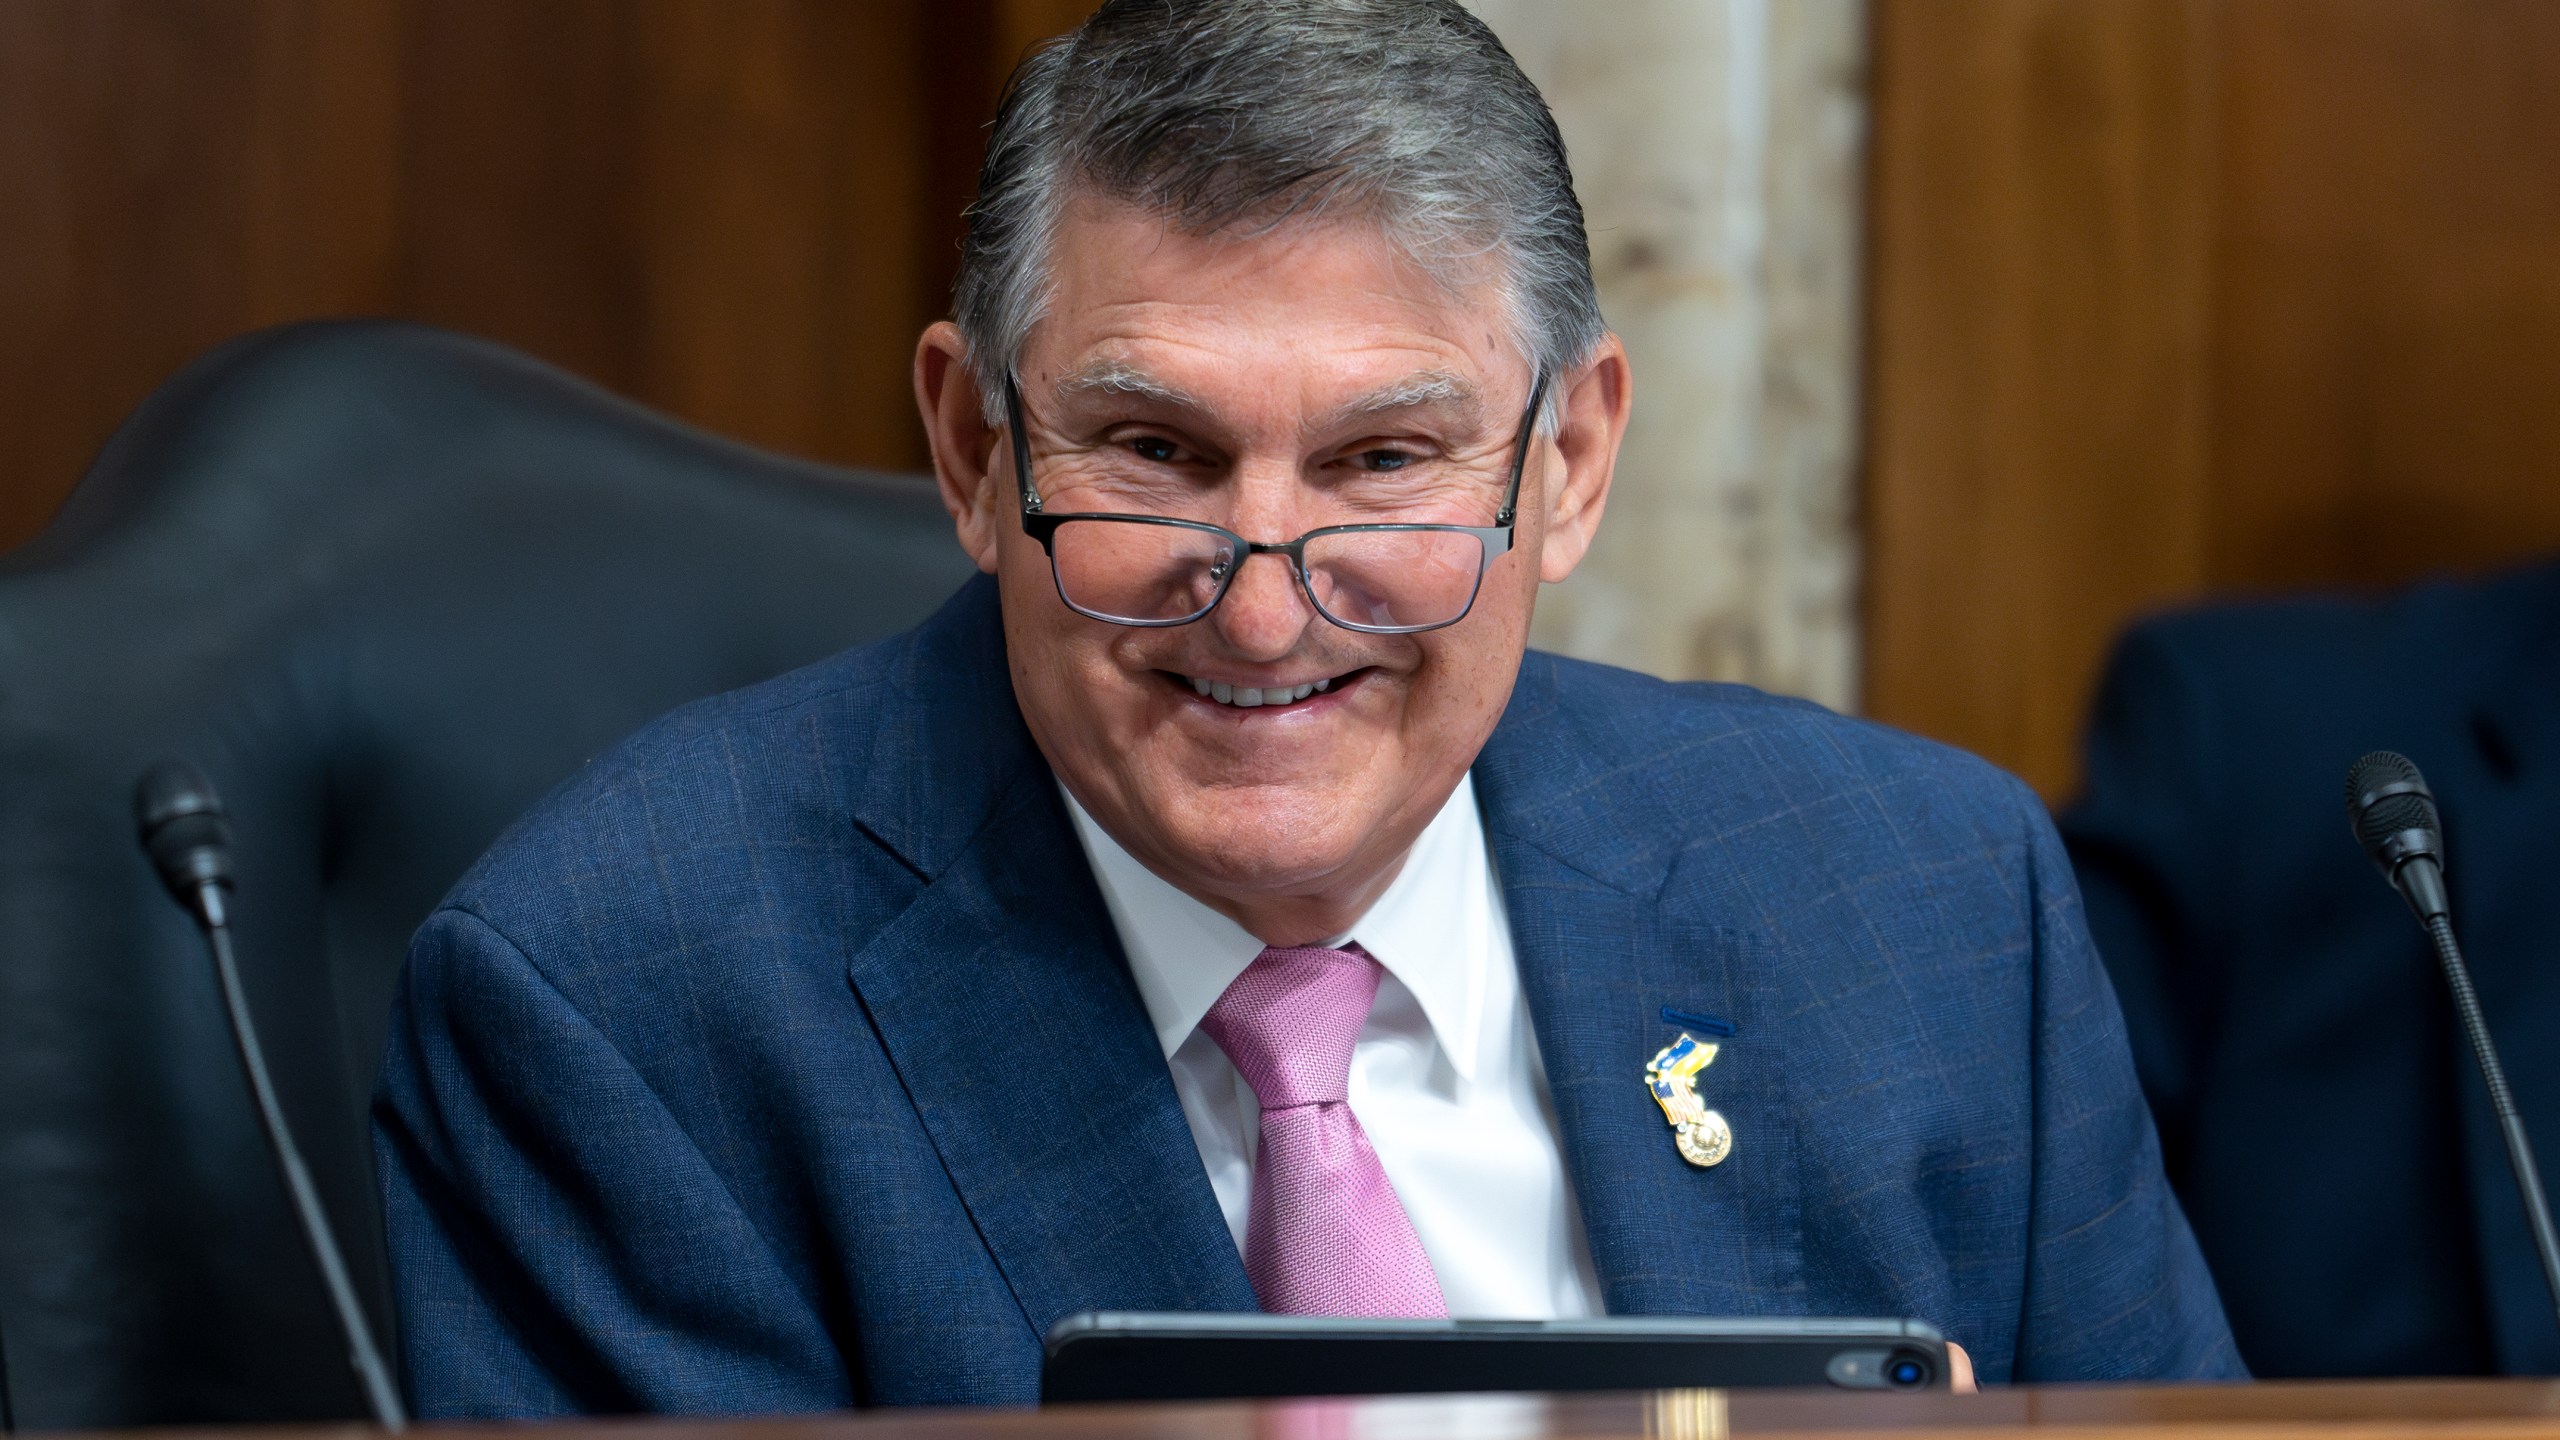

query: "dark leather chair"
(0, 321), (975, 1428)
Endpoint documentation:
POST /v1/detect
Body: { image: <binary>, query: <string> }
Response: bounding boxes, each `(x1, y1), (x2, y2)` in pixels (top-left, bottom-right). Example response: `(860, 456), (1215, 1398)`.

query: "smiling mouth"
(1176, 670), (1358, 709)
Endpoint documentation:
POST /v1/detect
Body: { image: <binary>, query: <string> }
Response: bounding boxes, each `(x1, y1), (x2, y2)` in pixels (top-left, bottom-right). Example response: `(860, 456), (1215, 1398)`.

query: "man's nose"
(1211, 547), (1317, 659)
(1206, 462), (1322, 659)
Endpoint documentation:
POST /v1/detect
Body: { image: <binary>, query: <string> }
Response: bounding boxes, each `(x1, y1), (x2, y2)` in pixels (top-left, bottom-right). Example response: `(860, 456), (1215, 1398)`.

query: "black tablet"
(1040, 1312), (1950, 1403)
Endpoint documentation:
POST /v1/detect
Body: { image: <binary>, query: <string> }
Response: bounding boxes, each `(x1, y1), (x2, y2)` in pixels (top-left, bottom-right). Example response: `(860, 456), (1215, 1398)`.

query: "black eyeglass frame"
(1003, 367), (1551, 634)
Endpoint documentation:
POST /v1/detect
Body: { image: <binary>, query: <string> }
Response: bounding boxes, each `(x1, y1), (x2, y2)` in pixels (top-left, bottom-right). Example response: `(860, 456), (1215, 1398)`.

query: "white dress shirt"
(1062, 774), (1605, 1318)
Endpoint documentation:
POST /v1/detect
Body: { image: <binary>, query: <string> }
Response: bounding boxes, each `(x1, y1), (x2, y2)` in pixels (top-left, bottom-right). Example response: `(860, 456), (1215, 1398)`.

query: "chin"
(1157, 786), (1383, 895)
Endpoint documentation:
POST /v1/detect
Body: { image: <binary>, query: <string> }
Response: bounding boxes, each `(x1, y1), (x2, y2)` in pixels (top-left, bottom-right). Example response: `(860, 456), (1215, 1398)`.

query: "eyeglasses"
(1004, 369), (1548, 634)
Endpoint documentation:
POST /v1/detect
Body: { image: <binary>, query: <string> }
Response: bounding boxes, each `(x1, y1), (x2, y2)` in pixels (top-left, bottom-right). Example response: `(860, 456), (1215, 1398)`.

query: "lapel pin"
(1646, 1032), (1733, 1168)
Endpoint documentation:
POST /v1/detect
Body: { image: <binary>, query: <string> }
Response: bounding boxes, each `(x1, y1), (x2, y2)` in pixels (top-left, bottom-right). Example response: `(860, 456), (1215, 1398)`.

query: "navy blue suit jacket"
(375, 576), (2240, 1415)
(2061, 559), (2560, 1378)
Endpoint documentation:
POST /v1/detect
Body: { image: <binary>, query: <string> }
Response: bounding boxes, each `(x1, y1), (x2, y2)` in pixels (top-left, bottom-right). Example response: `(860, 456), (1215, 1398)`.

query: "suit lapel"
(839, 578), (1253, 1338)
(1476, 655), (1807, 1318)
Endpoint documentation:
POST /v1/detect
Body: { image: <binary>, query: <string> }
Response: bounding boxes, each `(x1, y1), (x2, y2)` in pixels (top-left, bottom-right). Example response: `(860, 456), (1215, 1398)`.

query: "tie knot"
(1200, 944), (1381, 1110)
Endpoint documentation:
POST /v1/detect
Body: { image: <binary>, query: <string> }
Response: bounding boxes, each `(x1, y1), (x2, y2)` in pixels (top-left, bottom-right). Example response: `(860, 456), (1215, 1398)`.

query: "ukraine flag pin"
(1645, 1032), (1733, 1168)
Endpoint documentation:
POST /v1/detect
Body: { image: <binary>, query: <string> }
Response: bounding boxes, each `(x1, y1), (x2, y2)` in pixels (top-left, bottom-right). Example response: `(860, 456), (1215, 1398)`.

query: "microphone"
(2345, 750), (2453, 923)
(135, 762), (408, 1430)
(2346, 751), (2560, 1345)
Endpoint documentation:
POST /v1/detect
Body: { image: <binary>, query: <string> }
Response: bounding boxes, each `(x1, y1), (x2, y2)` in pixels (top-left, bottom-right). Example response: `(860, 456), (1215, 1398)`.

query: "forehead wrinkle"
(1053, 356), (1487, 437)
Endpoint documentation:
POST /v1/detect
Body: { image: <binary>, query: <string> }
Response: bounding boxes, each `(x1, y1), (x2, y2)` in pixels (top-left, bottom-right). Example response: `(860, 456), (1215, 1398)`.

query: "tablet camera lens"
(1825, 1345), (1936, 1390)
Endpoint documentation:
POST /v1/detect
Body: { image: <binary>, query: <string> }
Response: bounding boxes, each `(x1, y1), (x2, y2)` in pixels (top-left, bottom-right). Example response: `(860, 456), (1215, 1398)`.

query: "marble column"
(1467, 0), (1869, 711)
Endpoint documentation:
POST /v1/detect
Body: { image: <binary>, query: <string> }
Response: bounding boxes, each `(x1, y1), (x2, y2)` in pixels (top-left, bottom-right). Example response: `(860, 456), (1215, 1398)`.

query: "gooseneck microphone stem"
(192, 887), (409, 1431)
(2425, 912), (2560, 1335)
(137, 762), (405, 1430)
(2347, 751), (2560, 1350)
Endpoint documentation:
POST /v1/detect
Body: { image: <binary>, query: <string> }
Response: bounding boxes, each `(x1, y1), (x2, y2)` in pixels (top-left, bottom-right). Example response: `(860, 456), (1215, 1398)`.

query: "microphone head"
(135, 759), (234, 908)
(2346, 749), (2444, 875)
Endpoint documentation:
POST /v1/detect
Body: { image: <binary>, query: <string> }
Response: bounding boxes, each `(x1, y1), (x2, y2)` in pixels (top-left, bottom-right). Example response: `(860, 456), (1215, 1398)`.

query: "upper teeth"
(1188, 676), (1332, 707)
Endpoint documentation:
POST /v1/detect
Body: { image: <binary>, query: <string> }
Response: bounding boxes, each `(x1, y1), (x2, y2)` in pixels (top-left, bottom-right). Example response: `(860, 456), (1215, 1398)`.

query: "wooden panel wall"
(23, 0), (2556, 802)
(0, 0), (1096, 555)
(1865, 0), (2560, 799)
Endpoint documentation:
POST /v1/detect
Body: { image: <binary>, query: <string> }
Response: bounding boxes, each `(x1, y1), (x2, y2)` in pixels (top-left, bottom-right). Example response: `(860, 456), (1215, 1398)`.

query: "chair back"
(0, 321), (975, 1427)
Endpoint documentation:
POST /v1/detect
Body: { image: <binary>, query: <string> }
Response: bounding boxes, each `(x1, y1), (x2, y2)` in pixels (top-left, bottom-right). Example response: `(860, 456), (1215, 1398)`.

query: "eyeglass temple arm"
(1494, 371), (1551, 529)
(1005, 371), (1045, 516)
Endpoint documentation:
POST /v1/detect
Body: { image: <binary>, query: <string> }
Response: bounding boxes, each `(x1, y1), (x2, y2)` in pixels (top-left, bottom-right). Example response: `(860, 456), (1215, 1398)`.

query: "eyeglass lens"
(1047, 519), (1488, 631)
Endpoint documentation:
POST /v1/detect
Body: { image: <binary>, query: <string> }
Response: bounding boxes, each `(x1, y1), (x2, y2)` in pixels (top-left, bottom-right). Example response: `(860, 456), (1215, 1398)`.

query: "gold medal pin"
(1646, 1032), (1733, 1168)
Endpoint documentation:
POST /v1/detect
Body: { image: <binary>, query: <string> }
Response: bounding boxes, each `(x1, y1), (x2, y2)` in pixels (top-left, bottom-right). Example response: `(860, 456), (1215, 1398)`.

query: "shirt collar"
(1062, 774), (1492, 1083)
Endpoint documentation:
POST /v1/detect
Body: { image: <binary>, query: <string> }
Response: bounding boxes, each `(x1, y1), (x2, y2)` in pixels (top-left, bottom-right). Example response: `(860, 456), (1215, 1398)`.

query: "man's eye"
(1129, 436), (1181, 463)
(1358, 449), (1413, 472)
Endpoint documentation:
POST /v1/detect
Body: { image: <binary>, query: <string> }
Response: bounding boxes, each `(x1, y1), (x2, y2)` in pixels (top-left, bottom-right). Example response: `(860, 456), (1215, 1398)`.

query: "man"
(375, 0), (2240, 1415)
(2063, 557), (2560, 1378)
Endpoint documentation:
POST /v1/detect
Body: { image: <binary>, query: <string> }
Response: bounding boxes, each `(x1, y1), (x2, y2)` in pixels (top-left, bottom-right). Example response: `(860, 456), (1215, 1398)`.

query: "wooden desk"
(162, 1383), (2560, 1440)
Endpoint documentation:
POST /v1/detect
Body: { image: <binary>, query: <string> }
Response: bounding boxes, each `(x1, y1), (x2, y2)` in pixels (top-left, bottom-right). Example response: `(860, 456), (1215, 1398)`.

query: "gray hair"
(954, 0), (1604, 427)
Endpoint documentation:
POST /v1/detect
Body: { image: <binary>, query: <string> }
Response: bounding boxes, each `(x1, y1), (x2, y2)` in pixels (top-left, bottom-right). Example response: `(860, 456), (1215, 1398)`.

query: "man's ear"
(914, 320), (1005, 574)
(1535, 334), (1632, 585)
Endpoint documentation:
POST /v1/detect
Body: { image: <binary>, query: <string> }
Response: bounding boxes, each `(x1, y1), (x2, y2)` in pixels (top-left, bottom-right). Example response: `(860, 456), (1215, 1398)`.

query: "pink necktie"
(1199, 943), (1447, 1318)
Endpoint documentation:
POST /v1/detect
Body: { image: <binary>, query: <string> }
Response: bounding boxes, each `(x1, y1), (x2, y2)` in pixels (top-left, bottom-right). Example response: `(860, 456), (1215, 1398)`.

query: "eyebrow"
(1054, 360), (1207, 410)
(1052, 360), (1483, 434)
(1316, 370), (1481, 432)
